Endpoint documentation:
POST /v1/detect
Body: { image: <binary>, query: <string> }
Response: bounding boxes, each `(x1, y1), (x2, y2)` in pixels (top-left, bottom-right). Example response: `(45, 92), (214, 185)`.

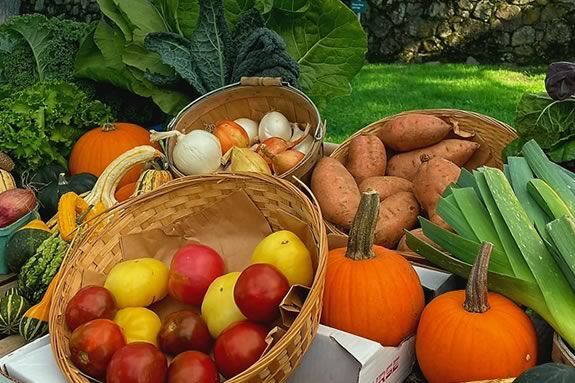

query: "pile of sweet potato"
(312, 113), (487, 250)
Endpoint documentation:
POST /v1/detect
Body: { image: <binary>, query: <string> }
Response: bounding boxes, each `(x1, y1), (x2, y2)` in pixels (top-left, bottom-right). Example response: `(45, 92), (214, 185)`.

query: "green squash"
(5, 228), (51, 273)
(0, 294), (30, 335)
(514, 363), (575, 382)
(31, 166), (97, 220)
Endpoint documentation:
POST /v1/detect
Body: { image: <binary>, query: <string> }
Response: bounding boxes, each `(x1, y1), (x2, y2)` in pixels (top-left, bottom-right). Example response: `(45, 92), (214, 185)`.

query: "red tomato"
(68, 319), (125, 379)
(234, 264), (289, 322)
(168, 244), (225, 306)
(107, 342), (168, 383)
(213, 321), (268, 379)
(65, 286), (117, 331)
(168, 351), (218, 383)
(158, 310), (213, 356)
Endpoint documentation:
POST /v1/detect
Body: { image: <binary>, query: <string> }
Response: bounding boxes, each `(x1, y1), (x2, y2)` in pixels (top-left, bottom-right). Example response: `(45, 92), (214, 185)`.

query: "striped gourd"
(19, 271), (62, 341)
(0, 294), (30, 335)
(4, 287), (19, 297)
(84, 145), (163, 208)
(0, 169), (16, 193)
(134, 169), (173, 197)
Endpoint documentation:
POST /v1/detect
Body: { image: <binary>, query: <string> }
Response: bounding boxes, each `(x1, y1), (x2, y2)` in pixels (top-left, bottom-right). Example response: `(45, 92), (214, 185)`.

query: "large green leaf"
(97, 0), (133, 41)
(272, 0), (309, 13)
(7, 18), (52, 81)
(112, 0), (169, 41)
(145, 32), (206, 94)
(122, 44), (174, 76)
(265, 0), (366, 104)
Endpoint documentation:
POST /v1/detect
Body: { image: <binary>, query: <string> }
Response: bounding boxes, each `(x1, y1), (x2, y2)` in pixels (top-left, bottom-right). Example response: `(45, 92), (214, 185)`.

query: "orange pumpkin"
(69, 123), (159, 187)
(115, 182), (137, 202)
(321, 191), (425, 346)
(416, 242), (537, 383)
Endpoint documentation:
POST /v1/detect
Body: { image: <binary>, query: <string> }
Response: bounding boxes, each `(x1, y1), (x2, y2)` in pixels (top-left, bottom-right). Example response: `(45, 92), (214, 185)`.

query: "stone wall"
(19, 0), (100, 22)
(365, 0), (575, 64)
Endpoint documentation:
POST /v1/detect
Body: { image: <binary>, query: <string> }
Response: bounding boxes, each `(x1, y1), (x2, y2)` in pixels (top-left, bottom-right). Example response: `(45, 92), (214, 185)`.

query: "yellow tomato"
(114, 307), (162, 346)
(251, 230), (313, 286)
(201, 272), (246, 338)
(104, 258), (169, 308)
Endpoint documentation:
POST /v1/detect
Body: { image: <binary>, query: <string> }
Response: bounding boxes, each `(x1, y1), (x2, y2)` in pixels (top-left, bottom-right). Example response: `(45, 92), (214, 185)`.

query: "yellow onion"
(230, 148), (272, 175)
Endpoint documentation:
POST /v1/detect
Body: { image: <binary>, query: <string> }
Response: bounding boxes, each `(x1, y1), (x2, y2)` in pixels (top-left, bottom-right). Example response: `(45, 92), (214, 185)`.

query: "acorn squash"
(5, 228), (51, 273)
(31, 166), (97, 220)
(514, 363), (575, 382)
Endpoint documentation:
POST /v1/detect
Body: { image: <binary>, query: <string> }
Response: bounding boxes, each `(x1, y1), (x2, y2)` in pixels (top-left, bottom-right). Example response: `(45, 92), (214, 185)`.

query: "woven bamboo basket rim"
(552, 332), (575, 367)
(164, 77), (325, 183)
(326, 108), (518, 242)
(49, 172), (328, 383)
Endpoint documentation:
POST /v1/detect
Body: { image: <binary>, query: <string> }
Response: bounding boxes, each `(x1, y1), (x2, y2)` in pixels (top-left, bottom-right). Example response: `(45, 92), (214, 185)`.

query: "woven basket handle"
(240, 77), (282, 87)
(292, 176), (321, 211)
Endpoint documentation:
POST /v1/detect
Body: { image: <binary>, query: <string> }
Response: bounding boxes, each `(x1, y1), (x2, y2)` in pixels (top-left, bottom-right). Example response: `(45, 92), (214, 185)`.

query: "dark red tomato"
(107, 342), (168, 383)
(234, 264), (289, 322)
(213, 321), (268, 379)
(168, 351), (218, 383)
(65, 286), (117, 331)
(158, 310), (212, 356)
(168, 244), (225, 306)
(68, 319), (125, 379)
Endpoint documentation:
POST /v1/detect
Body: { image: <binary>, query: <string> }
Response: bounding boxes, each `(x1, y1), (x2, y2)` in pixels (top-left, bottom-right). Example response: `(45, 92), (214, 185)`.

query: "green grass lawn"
(322, 64), (546, 143)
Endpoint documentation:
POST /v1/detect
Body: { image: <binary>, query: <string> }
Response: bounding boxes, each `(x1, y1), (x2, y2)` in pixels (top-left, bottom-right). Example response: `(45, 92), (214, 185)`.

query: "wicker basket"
(164, 77), (324, 184)
(552, 333), (575, 367)
(327, 109), (518, 261)
(49, 173), (327, 383)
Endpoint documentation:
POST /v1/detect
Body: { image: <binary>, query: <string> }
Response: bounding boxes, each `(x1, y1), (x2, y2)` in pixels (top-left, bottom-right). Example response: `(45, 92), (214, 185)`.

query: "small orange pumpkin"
(69, 123), (160, 187)
(321, 191), (425, 346)
(416, 242), (538, 383)
(115, 182), (137, 202)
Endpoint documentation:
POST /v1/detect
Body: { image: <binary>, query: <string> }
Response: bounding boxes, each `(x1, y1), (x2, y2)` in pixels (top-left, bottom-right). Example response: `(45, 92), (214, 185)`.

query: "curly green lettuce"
(0, 81), (112, 173)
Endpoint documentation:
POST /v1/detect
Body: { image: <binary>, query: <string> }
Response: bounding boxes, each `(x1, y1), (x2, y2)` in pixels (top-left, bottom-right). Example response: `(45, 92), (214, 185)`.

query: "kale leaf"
(0, 15), (92, 91)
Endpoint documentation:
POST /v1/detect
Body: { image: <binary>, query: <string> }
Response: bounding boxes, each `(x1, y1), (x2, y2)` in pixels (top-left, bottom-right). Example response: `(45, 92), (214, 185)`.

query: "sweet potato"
(386, 139), (479, 180)
(413, 156), (461, 229)
(311, 157), (360, 229)
(377, 114), (451, 152)
(359, 176), (413, 201)
(374, 192), (420, 248)
(397, 228), (437, 253)
(346, 135), (387, 184)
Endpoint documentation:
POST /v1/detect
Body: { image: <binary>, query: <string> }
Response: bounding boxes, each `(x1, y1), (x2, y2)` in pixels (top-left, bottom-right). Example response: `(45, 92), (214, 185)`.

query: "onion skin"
(0, 189), (36, 228)
(234, 118), (259, 145)
(256, 138), (290, 165)
(258, 112), (291, 141)
(214, 120), (249, 154)
(272, 150), (305, 175)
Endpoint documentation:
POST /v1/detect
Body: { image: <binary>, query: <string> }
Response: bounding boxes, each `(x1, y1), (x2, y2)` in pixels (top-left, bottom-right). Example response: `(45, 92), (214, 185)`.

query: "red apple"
(168, 244), (225, 306)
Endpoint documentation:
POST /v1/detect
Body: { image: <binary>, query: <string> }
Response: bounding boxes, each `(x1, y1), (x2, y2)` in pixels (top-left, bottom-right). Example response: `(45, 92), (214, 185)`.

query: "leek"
(411, 141), (575, 349)
(547, 216), (575, 291)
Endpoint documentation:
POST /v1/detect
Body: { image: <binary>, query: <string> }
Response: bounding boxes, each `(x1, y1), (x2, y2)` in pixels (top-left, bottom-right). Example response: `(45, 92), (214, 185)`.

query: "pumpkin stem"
(57, 173), (69, 187)
(464, 242), (494, 313)
(345, 191), (379, 261)
(102, 123), (116, 132)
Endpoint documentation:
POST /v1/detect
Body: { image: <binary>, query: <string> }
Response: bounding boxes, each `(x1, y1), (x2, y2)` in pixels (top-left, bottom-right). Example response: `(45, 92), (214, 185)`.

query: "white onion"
(290, 124), (314, 155)
(258, 111), (291, 141)
(234, 118), (259, 145)
(150, 130), (222, 175)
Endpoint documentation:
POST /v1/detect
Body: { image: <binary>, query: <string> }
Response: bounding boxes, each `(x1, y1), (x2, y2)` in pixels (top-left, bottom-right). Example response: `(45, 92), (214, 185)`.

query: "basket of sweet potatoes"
(311, 109), (517, 263)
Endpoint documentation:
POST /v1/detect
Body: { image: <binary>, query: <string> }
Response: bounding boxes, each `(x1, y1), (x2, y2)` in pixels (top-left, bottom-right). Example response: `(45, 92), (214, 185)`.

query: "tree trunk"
(0, 0), (21, 23)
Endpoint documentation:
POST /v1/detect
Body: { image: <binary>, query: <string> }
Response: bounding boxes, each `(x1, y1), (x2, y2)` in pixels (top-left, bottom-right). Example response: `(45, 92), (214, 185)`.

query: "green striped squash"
(0, 294), (30, 335)
(4, 287), (19, 297)
(19, 315), (48, 342)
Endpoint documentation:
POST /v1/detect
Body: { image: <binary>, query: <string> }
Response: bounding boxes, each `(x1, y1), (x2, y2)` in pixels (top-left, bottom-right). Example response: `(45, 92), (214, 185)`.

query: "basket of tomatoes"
(49, 173), (327, 383)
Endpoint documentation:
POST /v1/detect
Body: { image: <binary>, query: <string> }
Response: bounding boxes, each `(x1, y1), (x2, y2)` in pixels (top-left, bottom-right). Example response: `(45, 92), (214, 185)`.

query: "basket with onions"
(153, 77), (324, 184)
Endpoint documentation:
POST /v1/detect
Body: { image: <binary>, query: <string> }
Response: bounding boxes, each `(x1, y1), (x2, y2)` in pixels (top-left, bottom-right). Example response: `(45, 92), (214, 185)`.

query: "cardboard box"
(0, 336), (65, 383)
(288, 325), (415, 383)
(413, 264), (459, 302)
